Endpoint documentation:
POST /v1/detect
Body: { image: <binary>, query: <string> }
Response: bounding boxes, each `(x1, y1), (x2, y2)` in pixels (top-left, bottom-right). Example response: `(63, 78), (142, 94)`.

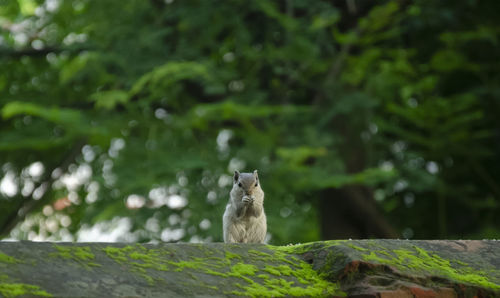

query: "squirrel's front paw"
(242, 196), (254, 204)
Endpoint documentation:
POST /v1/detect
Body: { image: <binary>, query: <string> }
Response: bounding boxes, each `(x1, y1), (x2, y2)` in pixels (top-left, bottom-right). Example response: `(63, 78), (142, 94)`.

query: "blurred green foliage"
(0, 0), (499, 243)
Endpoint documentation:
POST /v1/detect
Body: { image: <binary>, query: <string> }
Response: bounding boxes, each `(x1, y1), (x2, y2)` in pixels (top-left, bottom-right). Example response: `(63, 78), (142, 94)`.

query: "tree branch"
(0, 46), (91, 58)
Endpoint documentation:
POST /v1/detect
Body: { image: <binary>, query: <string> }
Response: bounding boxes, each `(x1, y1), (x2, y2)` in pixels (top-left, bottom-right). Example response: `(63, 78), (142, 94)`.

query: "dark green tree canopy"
(0, 0), (499, 243)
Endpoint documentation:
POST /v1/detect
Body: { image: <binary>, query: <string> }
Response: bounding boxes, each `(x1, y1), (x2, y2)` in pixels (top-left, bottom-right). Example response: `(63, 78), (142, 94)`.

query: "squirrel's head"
(233, 170), (261, 195)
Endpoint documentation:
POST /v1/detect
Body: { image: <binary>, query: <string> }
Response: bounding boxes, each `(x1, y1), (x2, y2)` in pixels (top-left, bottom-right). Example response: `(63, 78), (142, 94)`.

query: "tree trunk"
(320, 186), (398, 239)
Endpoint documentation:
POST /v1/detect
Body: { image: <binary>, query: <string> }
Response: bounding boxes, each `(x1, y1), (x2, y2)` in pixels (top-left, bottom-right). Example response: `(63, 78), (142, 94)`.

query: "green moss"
(51, 245), (100, 269)
(271, 243), (311, 255)
(363, 251), (389, 263)
(169, 243), (343, 296)
(102, 246), (129, 263)
(233, 282), (282, 297)
(262, 266), (281, 276)
(140, 273), (155, 285)
(225, 251), (242, 262)
(453, 259), (468, 266)
(270, 240), (347, 262)
(198, 282), (218, 290)
(173, 261), (204, 271)
(347, 244), (368, 251)
(0, 283), (52, 297)
(102, 245), (170, 285)
(261, 264), (293, 277)
(230, 259), (345, 298)
(102, 245), (231, 285)
(74, 247), (93, 260)
(362, 245), (500, 290)
(203, 268), (226, 277)
(129, 251), (155, 262)
(99, 243), (345, 296)
(229, 263), (258, 276)
(242, 245), (347, 297)
(0, 252), (21, 264)
(129, 250), (169, 271)
(248, 250), (273, 258)
(231, 282), (282, 298)
(0, 267), (52, 297)
(273, 240), (347, 255)
(275, 265), (293, 276)
(266, 278), (294, 288)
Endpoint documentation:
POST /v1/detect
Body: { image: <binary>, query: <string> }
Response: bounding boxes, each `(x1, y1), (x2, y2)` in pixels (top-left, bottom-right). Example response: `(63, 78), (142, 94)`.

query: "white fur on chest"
(223, 203), (267, 243)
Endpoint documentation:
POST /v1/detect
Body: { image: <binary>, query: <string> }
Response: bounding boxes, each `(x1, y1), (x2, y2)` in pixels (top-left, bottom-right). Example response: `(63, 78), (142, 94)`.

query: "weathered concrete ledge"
(0, 240), (498, 297)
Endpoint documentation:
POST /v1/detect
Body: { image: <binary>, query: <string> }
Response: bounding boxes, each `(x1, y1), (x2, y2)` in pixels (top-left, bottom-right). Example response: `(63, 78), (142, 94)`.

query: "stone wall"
(0, 240), (498, 297)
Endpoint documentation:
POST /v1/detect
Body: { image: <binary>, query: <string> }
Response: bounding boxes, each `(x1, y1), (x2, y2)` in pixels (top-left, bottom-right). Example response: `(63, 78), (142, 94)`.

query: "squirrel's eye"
(238, 182), (242, 187)
(254, 182), (258, 187)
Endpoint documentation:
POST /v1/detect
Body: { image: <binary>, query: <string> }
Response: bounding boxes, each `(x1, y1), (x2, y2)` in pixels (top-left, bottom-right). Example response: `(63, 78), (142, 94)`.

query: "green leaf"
(333, 29), (359, 45)
(0, 1), (20, 18)
(0, 134), (73, 151)
(295, 168), (398, 190)
(359, 2), (399, 32)
(2, 101), (83, 126)
(59, 54), (92, 84)
(188, 101), (309, 127)
(431, 50), (466, 72)
(18, 0), (36, 16)
(310, 11), (340, 31)
(130, 61), (210, 96)
(255, 0), (298, 30)
(276, 147), (327, 165)
(90, 90), (129, 110)
(314, 168), (398, 188)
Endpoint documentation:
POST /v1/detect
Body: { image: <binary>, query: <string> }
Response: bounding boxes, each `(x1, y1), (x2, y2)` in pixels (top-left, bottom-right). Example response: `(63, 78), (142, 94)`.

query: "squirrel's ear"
(234, 170), (240, 182)
(253, 170), (258, 179)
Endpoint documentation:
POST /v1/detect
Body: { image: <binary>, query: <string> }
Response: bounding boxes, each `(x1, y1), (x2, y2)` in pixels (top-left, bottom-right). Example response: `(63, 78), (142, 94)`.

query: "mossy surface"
(258, 245), (345, 297)
(269, 240), (499, 294)
(0, 240), (497, 297)
(98, 243), (345, 297)
(361, 245), (500, 290)
(103, 244), (169, 284)
(271, 240), (349, 256)
(230, 258), (343, 297)
(0, 283), (52, 297)
(50, 245), (101, 269)
(0, 269), (52, 297)
(229, 263), (258, 276)
(0, 251), (21, 264)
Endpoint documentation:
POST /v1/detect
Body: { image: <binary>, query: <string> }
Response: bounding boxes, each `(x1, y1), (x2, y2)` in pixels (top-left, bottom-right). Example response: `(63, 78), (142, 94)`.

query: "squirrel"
(223, 170), (267, 243)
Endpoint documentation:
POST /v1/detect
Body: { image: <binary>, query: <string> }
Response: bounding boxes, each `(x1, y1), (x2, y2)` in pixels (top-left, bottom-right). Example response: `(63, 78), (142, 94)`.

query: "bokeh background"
(1, 0), (499, 244)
